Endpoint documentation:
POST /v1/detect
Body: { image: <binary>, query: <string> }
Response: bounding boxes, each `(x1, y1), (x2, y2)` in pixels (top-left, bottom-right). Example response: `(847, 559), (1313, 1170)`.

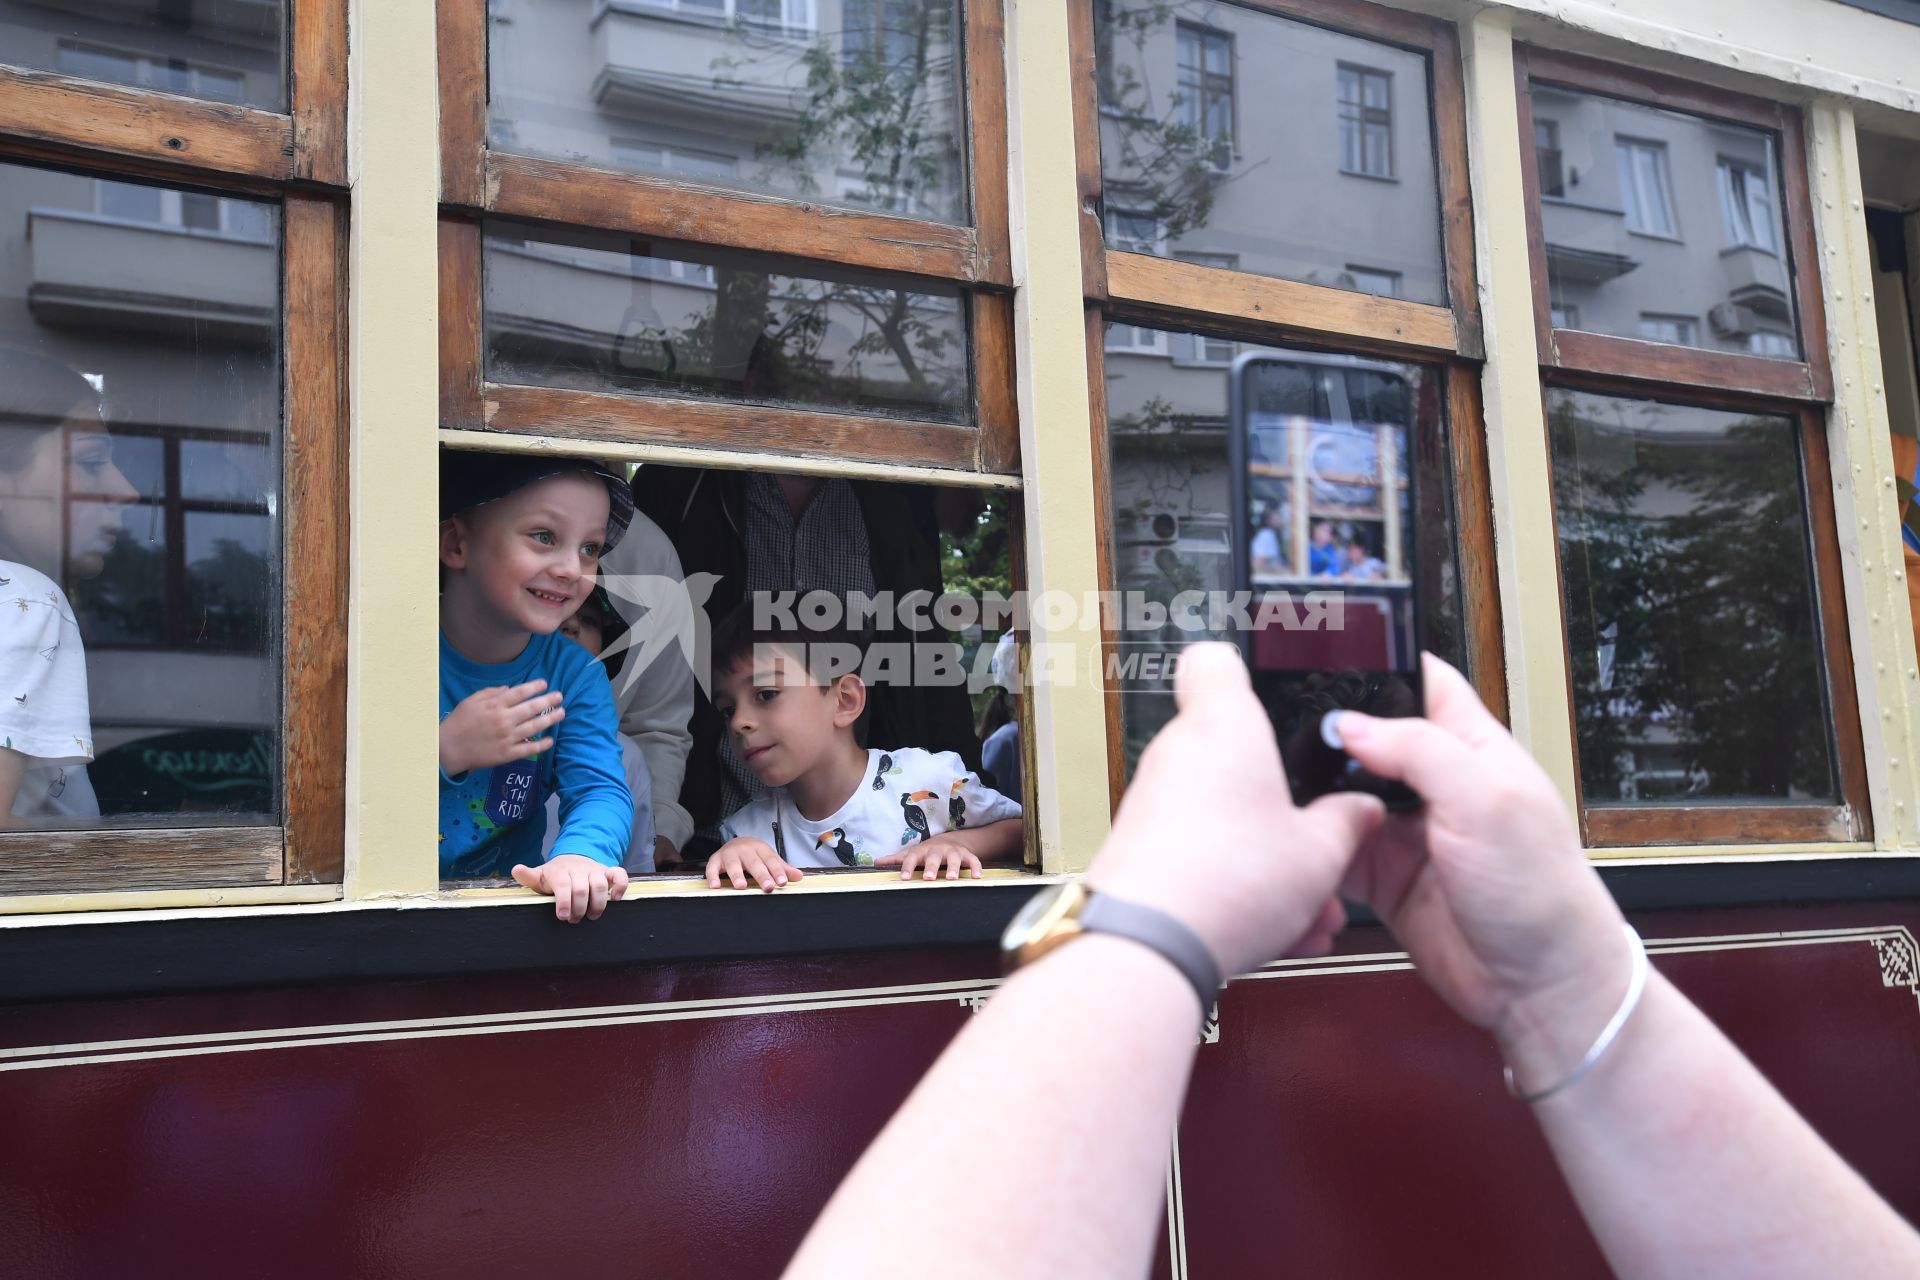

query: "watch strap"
(1079, 892), (1223, 1013)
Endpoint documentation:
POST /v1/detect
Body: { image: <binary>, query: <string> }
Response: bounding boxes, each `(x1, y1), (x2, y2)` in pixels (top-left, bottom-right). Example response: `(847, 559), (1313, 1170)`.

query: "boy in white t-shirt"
(0, 562), (98, 823)
(704, 608), (1022, 892)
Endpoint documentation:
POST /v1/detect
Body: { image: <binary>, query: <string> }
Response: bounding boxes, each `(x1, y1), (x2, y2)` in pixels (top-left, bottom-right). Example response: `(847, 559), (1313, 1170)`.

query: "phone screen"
(1227, 352), (1425, 807)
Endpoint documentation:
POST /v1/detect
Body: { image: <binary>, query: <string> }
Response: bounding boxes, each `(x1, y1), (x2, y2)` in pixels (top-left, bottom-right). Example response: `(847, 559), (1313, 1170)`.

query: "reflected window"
(1337, 64), (1392, 179)
(1532, 85), (1798, 357)
(1346, 265), (1400, 298)
(0, 159), (281, 828)
(1101, 322), (1466, 773)
(1, 3), (285, 110)
(1547, 387), (1837, 805)
(488, 0), (966, 225)
(1095, 0), (1446, 305)
(483, 221), (971, 423)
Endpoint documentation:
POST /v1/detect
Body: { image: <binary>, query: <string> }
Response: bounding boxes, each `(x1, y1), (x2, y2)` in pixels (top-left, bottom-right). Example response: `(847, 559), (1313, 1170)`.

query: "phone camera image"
(1228, 351), (1427, 807)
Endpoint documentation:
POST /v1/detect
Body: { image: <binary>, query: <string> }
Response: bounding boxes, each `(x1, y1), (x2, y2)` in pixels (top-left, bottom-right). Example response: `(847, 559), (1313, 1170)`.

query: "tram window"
(488, 0), (968, 226)
(482, 221), (973, 425)
(438, 458), (1025, 885)
(0, 0), (287, 111)
(1100, 322), (1464, 775)
(1546, 388), (1838, 807)
(1093, 0), (1448, 306)
(0, 159), (282, 829)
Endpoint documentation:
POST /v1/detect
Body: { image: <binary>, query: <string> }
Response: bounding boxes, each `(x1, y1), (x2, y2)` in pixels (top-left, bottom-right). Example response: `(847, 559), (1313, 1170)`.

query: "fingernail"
(1320, 711), (1348, 750)
(775, 875), (787, 886)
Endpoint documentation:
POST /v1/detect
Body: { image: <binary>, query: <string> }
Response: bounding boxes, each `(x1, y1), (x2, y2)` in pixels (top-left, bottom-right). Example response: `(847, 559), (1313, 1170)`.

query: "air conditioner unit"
(1129, 508), (1180, 543)
(1708, 302), (1758, 337)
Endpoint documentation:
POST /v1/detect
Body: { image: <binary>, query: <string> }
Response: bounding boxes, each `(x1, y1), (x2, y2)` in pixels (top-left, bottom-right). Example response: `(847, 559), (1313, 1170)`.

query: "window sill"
(1337, 167), (1398, 183)
(1624, 228), (1686, 245)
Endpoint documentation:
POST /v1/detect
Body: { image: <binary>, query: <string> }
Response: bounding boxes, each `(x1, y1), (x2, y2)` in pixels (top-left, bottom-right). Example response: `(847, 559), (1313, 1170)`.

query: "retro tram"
(4, 0), (1920, 1275)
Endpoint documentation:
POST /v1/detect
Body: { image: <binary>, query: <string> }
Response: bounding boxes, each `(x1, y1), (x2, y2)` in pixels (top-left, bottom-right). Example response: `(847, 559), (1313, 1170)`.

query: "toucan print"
(816, 826), (859, 867)
(872, 753), (894, 790)
(948, 778), (968, 829)
(900, 790), (937, 844)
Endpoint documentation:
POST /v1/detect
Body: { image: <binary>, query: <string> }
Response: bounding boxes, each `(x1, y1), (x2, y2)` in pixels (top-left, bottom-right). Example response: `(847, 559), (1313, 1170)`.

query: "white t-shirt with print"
(1, 561), (99, 820)
(719, 747), (1021, 869)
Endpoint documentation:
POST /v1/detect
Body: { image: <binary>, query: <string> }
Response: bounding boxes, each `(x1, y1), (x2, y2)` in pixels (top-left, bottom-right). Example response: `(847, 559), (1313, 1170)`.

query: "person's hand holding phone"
(1087, 643), (1386, 978)
(1329, 654), (1636, 1084)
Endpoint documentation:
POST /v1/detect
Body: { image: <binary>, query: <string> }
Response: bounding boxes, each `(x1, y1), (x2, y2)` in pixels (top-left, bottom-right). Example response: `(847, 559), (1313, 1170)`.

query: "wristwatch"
(1000, 881), (1223, 1014)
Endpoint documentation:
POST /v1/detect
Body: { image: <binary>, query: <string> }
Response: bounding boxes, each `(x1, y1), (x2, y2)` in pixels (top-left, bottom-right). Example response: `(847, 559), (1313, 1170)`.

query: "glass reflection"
(484, 222), (971, 422)
(1102, 321), (1463, 774)
(1547, 388), (1836, 805)
(1095, 0), (1446, 305)
(0, 160), (281, 829)
(489, 0), (967, 225)
(0, 0), (286, 110)
(1531, 85), (1800, 359)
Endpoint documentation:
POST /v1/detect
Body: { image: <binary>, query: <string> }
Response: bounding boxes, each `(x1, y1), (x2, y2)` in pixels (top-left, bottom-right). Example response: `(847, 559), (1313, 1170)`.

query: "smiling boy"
(704, 607), (1022, 892)
(438, 451), (642, 922)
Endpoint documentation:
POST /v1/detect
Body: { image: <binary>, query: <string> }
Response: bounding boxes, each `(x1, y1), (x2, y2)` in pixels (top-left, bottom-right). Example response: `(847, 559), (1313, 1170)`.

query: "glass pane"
(0, 158), (282, 831)
(484, 221), (971, 423)
(1547, 388), (1836, 805)
(1101, 323), (1466, 775)
(7, 4), (286, 111)
(1097, 2), (1445, 304)
(1532, 84), (1799, 358)
(488, 0), (967, 225)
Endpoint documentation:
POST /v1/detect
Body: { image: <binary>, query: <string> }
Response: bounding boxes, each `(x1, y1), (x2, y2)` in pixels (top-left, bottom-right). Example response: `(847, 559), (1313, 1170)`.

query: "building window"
(1175, 22), (1234, 167)
(1345, 266), (1401, 298)
(93, 180), (274, 242)
(1105, 209), (1166, 256)
(649, 0), (817, 32)
(1615, 138), (1677, 237)
(1337, 64), (1393, 178)
(1637, 313), (1697, 346)
(1105, 323), (1168, 355)
(612, 142), (739, 181)
(1718, 159), (1779, 252)
(1535, 120), (1565, 198)
(1749, 330), (1798, 357)
(1551, 304), (1580, 329)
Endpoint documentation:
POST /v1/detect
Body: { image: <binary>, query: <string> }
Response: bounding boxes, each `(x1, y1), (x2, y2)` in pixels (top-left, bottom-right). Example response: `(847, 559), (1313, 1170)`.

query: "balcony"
(591, 0), (809, 126)
(1539, 197), (1641, 284)
(26, 209), (276, 344)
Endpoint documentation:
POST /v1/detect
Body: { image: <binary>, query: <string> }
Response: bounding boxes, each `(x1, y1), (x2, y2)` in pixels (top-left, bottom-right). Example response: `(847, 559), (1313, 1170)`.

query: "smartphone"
(1227, 350), (1424, 808)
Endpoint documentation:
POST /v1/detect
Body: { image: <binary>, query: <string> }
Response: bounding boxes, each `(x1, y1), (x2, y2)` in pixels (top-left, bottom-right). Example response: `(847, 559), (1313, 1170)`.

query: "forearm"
(951, 817), (1023, 862)
(0, 746), (25, 824)
(784, 935), (1199, 1280)
(1522, 973), (1920, 1279)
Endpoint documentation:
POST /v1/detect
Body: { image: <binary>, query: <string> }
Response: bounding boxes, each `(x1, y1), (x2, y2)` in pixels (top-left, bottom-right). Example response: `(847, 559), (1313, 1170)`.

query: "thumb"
(1331, 711), (1470, 805)
(510, 863), (546, 892)
(1302, 790), (1386, 876)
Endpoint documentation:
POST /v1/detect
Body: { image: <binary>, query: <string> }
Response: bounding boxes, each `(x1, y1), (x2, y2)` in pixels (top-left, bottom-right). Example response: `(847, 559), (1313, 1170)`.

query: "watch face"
(1001, 882), (1073, 953)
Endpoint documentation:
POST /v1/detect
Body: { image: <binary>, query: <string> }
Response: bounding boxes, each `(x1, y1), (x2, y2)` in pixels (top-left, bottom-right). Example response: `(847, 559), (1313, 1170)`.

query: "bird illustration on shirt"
(872, 753), (894, 790)
(900, 790), (936, 844)
(816, 827), (859, 867)
(948, 778), (968, 829)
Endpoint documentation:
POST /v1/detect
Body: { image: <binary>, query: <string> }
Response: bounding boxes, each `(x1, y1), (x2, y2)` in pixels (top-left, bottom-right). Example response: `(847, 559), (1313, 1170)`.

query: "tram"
(4, 1), (1920, 1276)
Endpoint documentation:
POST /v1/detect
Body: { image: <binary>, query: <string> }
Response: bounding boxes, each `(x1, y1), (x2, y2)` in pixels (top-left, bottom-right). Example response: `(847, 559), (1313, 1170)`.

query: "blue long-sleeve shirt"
(439, 630), (638, 879)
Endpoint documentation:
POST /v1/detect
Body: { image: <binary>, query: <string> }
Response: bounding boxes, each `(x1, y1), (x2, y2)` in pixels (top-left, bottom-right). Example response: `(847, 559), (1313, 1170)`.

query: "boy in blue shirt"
(439, 452), (642, 922)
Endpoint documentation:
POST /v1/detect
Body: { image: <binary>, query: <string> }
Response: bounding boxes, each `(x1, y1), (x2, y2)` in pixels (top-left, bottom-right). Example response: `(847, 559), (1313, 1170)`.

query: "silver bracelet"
(1503, 924), (1649, 1105)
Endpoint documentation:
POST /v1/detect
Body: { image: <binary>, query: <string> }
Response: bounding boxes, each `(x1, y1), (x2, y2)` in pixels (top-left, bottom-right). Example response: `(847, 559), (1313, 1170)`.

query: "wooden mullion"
(1066, 0), (1108, 302)
(1779, 107), (1834, 401)
(437, 0), (488, 207)
(0, 828), (282, 894)
(964, 0), (1012, 286)
(290, 0), (349, 185)
(1800, 406), (1873, 841)
(438, 217), (486, 431)
(1083, 304), (1129, 814)
(1551, 330), (1819, 401)
(973, 292), (1021, 474)
(486, 152), (981, 283)
(1445, 361), (1508, 726)
(282, 193), (349, 884)
(481, 384), (981, 471)
(1585, 805), (1858, 848)
(1520, 46), (1787, 132)
(0, 66), (295, 181)
(1428, 20), (1482, 360)
(1106, 251), (1459, 358)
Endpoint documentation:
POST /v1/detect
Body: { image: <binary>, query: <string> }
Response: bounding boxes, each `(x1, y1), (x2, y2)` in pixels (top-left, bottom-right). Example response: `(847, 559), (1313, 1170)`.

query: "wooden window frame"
(0, 1), (348, 186)
(1514, 47), (1868, 847)
(1071, 0), (1504, 810)
(0, 154), (349, 894)
(436, 0), (1019, 476)
(1515, 46), (1833, 403)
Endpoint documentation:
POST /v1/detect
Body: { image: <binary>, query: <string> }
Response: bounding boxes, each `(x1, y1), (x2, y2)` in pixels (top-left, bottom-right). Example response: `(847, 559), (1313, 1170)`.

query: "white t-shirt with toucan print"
(719, 747), (1021, 869)
(1, 561), (99, 820)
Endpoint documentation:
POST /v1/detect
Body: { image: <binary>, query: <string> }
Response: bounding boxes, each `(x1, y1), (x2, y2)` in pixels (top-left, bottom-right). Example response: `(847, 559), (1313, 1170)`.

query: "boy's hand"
(706, 838), (805, 892)
(877, 835), (982, 881)
(511, 853), (628, 923)
(439, 680), (565, 778)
